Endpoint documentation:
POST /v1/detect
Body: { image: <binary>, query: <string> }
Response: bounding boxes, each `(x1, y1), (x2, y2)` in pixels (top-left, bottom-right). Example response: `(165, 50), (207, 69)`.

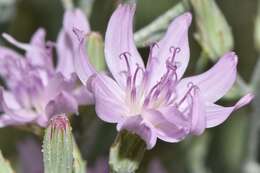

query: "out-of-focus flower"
(17, 138), (43, 173)
(0, 9), (93, 127)
(88, 157), (109, 173)
(147, 159), (167, 173)
(75, 4), (254, 149)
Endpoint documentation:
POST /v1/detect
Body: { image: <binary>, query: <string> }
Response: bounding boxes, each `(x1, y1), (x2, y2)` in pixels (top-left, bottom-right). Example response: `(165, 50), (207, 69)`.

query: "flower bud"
(43, 115), (73, 173)
(0, 151), (14, 173)
(109, 130), (146, 173)
(190, 0), (234, 60)
(87, 32), (106, 72)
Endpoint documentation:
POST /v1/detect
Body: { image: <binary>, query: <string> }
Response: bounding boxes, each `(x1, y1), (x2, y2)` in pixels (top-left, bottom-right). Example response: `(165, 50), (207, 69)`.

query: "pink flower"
(75, 4), (254, 149)
(0, 9), (93, 127)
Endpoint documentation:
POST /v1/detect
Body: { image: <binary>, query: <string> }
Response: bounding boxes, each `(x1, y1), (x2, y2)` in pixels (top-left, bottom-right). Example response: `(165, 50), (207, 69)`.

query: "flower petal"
(177, 52), (238, 103)
(0, 114), (18, 127)
(190, 89), (206, 135)
(2, 29), (54, 69)
(146, 12), (192, 88)
(43, 73), (76, 103)
(92, 74), (127, 123)
(206, 93), (254, 128)
(0, 89), (37, 123)
(73, 86), (94, 105)
(105, 4), (144, 87)
(142, 109), (188, 143)
(73, 28), (96, 84)
(57, 9), (90, 78)
(117, 115), (157, 149)
(63, 9), (90, 45)
(45, 91), (78, 117)
(56, 30), (75, 78)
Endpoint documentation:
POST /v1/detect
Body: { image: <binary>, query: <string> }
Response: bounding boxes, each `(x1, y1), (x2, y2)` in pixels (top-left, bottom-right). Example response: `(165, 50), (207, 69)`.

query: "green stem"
(134, 2), (188, 47)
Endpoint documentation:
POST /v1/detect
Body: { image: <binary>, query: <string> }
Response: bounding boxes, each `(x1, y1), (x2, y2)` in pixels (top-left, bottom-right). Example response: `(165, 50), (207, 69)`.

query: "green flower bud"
(0, 151), (14, 173)
(87, 32), (106, 72)
(190, 0), (234, 60)
(109, 130), (146, 173)
(43, 115), (73, 173)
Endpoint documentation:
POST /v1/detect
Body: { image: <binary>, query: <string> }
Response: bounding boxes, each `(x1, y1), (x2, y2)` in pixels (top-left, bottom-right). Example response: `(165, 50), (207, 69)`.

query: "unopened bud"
(87, 32), (106, 72)
(43, 115), (73, 173)
(190, 0), (234, 60)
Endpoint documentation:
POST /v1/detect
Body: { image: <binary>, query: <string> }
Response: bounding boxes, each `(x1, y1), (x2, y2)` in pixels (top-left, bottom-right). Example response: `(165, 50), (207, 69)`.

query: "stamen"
(169, 46), (181, 63)
(119, 52), (132, 87)
(166, 60), (177, 71)
(131, 64), (145, 102)
(131, 88), (137, 102)
(119, 52), (132, 73)
(177, 82), (199, 107)
(144, 82), (160, 106)
(132, 63), (144, 88)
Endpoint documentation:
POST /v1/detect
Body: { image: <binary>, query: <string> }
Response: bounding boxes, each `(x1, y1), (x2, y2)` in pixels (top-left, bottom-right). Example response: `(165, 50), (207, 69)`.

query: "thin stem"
(134, 2), (188, 47)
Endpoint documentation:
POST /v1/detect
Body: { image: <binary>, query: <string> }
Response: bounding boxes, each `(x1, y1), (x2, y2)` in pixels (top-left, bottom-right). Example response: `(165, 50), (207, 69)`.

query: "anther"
(169, 46), (181, 63)
(177, 83), (199, 107)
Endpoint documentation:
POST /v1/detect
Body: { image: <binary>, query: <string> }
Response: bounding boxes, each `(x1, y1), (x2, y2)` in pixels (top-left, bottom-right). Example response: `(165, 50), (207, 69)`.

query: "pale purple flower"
(0, 9), (93, 127)
(75, 4), (254, 149)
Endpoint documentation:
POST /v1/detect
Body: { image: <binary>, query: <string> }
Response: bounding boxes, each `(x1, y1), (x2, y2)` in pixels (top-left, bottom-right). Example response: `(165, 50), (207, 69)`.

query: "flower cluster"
(0, 3), (254, 150)
(0, 9), (93, 127)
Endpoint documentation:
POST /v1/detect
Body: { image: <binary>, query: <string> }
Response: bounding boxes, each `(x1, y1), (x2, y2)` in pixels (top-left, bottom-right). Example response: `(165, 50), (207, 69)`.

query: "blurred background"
(0, 0), (258, 173)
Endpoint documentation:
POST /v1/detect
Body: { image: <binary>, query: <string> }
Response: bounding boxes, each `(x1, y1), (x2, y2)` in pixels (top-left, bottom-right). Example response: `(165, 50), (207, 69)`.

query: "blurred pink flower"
(75, 4), (254, 149)
(0, 9), (93, 127)
(88, 157), (109, 173)
(147, 159), (167, 173)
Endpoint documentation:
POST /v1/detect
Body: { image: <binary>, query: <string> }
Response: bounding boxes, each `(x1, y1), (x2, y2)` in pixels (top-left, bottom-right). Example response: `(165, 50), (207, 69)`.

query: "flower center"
(119, 46), (197, 116)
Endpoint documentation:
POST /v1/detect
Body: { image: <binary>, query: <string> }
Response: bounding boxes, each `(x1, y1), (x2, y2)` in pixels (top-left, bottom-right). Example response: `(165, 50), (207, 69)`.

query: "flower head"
(0, 9), (93, 127)
(75, 4), (254, 149)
